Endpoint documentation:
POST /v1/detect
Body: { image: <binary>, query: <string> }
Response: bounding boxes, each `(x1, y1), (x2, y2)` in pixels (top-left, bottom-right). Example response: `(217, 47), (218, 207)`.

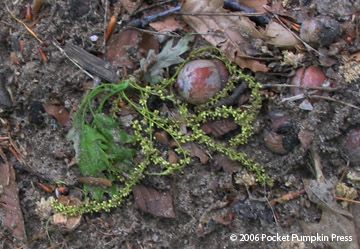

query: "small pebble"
(90, 35), (98, 42)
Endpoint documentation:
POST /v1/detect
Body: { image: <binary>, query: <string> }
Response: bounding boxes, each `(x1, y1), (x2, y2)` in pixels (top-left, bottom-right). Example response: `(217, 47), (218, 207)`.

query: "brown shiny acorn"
(300, 16), (341, 46)
(176, 59), (229, 104)
(265, 111), (299, 155)
(290, 66), (327, 98)
(269, 110), (292, 133)
(344, 129), (360, 163)
(264, 130), (288, 155)
(55, 186), (70, 198)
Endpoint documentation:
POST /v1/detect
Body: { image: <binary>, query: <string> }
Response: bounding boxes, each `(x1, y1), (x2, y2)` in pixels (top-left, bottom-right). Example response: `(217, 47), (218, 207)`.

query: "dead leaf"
(43, 103), (70, 126)
(201, 119), (238, 137)
(53, 196), (82, 231)
(133, 184), (175, 218)
(53, 213), (82, 232)
(0, 163), (27, 242)
(350, 204), (360, 246)
(265, 20), (301, 48)
(106, 30), (141, 69)
(168, 149), (178, 164)
(139, 33), (159, 55)
(237, 0), (268, 13)
(181, 0), (269, 72)
(303, 179), (353, 218)
(301, 207), (359, 249)
(212, 154), (238, 173)
(119, 0), (141, 14)
(150, 15), (185, 32)
(154, 131), (170, 145)
(183, 142), (209, 164)
(141, 35), (190, 84)
(350, 52), (360, 62)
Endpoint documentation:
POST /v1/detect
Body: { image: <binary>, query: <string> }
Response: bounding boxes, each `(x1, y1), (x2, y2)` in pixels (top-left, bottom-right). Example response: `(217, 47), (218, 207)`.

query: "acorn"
(300, 16), (341, 46)
(344, 129), (360, 163)
(290, 66), (327, 98)
(264, 111), (299, 155)
(176, 59), (229, 104)
(269, 110), (293, 133)
(264, 130), (287, 155)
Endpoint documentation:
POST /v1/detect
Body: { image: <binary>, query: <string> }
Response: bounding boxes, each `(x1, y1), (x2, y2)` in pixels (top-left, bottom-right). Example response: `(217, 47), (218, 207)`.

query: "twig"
(2, 118), (34, 170)
(311, 144), (326, 183)
(333, 196), (360, 204)
(236, 55), (281, 61)
(280, 90), (317, 103)
(263, 5), (321, 56)
(176, 11), (266, 17)
(16, 229), (46, 249)
(131, 0), (175, 17)
(103, 0), (108, 46)
(214, 82), (248, 107)
(132, 27), (181, 37)
(269, 189), (307, 207)
(129, 5), (181, 28)
(338, 161), (349, 184)
(5, 3), (43, 44)
(0, 146), (10, 185)
(47, 236), (74, 249)
(310, 95), (360, 110)
(264, 187), (280, 229)
(262, 83), (339, 92)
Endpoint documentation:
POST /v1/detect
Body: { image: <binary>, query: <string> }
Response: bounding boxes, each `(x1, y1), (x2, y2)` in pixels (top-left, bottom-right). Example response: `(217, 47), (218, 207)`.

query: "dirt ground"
(0, 0), (360, 248)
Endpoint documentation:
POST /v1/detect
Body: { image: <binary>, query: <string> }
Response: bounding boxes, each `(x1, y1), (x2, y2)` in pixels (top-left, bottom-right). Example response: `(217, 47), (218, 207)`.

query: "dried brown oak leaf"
(0, 163), (27, 242)
(181, 0), (269, 72)
(183, 142), (210, 165)
(119, 0), (141, 14)
(201, 119), (238, 137)
(301, 206), (359, 249)
(43, 103), (70, 127)
(106, 30), (141, 69)
(133, 184), (175, 218)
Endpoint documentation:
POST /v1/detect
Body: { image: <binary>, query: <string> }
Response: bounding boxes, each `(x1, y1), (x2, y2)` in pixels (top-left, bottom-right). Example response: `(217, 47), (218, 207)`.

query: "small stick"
(5, 3), (43, 44)
(262, 83), (339, 92)
(269, 189), (307, 207)
(176, 11), (266, 17)
(131, 0), (175, 17)
(0, 146), (10, 185)
(103, 0), (108, 46)
(105, 15), (117, 43)
(338, 161), (349, 184)
(129, 5), (181, 28)
(132, 27), (180, 37)
(333, 196), (360, 204)
(215, 82), (248, 107)
(310, 95), (360, 110)
(280, 90), (317, 103)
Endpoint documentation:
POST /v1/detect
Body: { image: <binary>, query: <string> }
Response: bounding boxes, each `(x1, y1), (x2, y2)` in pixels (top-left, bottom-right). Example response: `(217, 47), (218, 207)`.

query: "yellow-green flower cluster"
(53, 47), (272, 216)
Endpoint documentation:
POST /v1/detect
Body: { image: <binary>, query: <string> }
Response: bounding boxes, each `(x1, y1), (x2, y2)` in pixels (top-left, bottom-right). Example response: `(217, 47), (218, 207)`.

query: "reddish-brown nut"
(300, 17), (341, 46)
(265, 111), (299, 155)
(269, 110), (292, 133)
(344, 129), (360, 163)
(290, 66), (327, 97)
(264, 130), (288, 155)
(176, 59), (228, 104)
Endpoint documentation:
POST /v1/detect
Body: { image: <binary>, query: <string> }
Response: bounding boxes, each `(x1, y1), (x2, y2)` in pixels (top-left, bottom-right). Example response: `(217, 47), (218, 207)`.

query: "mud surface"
(0, 1), (359, 248)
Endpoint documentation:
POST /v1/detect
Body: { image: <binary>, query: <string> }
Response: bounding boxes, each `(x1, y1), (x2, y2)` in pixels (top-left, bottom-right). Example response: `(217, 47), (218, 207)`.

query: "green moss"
(52, 47), (273, 216)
